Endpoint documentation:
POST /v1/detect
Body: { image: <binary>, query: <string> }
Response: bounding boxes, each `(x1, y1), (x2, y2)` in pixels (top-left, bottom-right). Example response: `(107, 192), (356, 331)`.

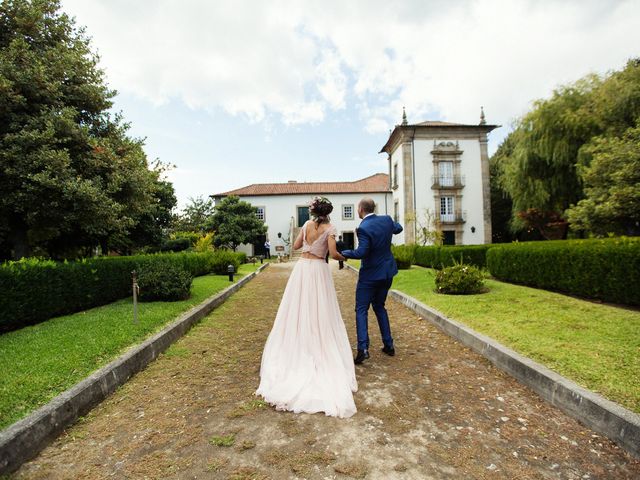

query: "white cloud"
(63, 0), (640, 136)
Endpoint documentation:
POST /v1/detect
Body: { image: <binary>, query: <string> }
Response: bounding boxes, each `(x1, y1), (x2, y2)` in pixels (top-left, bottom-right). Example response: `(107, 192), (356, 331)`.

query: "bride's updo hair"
(309, 196), (333, 224)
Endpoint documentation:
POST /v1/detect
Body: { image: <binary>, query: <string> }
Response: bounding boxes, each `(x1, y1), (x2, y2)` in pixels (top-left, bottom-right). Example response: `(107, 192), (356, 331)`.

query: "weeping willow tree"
(494, 58), (640, 237)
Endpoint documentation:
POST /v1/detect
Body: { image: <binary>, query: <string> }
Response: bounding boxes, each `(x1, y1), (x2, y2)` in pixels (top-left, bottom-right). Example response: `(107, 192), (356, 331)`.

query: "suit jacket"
(341, 214), (403, 281)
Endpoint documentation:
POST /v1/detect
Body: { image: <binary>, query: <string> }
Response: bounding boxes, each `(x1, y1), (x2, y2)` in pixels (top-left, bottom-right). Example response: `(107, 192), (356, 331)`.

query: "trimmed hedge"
(439, 245), (492, 269)
(138, 262), (193, 302)
(414, 244), (492, 269)
(0, 250), (246, 332)
(487, 237), (640, 305)
(391, 244), (416, 269)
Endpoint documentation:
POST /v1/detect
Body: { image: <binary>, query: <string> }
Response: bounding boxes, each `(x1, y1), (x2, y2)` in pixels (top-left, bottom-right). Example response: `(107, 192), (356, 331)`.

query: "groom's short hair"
(359, 198), (376, 214)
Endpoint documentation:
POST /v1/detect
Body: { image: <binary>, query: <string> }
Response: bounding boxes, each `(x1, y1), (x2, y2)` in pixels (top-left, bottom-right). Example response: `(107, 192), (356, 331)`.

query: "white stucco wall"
(456, 139), (485, 244)
(389, 136), (488, 246)
(218, 192), (392, 256)
(390, 148), (405, 245)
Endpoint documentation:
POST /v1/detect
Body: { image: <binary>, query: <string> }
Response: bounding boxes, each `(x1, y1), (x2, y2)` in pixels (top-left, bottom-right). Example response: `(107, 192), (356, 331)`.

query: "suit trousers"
(354, 277), (394, 351)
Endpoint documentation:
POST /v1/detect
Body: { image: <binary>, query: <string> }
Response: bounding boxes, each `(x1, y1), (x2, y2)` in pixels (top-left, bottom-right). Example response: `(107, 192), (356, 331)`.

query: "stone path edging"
(345, 263), (640, 459)
(0, 264), (269, 475)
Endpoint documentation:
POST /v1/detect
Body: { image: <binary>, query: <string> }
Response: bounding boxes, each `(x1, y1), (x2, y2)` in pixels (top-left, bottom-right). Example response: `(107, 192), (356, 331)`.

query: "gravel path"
(14, 262), (640, 479)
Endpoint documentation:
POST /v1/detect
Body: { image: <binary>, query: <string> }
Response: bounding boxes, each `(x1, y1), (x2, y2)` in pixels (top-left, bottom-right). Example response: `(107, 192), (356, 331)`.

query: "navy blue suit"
(341, 214), (403, 351)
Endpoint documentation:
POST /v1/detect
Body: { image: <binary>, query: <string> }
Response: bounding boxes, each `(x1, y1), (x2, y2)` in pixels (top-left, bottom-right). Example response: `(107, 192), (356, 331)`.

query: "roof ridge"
(213, 173), (390, 197)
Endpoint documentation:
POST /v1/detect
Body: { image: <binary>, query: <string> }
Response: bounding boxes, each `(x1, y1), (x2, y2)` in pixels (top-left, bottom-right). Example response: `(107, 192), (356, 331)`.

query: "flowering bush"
(435, 263), (485, 294)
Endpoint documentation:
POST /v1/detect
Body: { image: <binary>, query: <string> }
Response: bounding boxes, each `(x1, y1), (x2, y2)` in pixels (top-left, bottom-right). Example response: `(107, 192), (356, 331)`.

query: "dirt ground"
(13, 262), (640, 479)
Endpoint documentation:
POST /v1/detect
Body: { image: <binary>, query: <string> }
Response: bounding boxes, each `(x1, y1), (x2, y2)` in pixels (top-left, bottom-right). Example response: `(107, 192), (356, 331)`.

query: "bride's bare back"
(294, 221), (342, 260)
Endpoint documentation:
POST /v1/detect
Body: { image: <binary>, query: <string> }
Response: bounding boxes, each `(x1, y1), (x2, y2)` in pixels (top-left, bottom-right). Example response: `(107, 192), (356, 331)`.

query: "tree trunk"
(9, 223), (30, 260)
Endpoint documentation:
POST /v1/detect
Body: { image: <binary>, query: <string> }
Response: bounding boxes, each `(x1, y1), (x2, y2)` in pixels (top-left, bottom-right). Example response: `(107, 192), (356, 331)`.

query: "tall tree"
(173, 196), (216, 233)
(494, 58), (640, 236)
(489, 134), (517, 242)
(211, 196), (267, 251)
(566, 124), (640, 236)
(0, 0), (175, 259)
(499, 76), (600, 217)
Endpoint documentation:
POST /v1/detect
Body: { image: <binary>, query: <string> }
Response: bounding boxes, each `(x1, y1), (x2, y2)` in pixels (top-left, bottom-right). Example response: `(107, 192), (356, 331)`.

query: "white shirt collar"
(363, 213), (375, 219)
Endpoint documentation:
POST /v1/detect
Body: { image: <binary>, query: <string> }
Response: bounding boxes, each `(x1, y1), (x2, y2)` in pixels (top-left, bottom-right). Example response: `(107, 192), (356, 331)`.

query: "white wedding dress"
(256, 221), (358, 418)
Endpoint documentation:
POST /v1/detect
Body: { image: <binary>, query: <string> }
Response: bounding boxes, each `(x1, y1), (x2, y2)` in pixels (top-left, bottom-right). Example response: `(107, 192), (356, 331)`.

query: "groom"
(339, 198), (403, 364)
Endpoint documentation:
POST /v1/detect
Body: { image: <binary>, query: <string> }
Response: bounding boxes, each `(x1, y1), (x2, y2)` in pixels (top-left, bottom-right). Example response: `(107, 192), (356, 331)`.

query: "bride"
(256, 196), (357, 418)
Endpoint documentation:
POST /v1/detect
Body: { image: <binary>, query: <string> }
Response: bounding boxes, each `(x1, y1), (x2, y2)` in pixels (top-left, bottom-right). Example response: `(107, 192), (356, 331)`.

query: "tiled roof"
(213, 173), (390, 197)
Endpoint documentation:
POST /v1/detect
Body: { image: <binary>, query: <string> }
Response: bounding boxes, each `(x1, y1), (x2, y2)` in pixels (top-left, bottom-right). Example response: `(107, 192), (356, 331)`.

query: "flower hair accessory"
(309, 196), (333, 222)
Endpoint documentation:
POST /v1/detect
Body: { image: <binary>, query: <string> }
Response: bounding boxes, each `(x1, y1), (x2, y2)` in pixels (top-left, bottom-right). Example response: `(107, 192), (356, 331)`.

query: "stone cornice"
(380, 124), (500, 154)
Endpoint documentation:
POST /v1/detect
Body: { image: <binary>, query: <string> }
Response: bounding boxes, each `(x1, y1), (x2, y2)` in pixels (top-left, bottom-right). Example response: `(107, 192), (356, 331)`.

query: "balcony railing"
(432, 174), (465, 189)
(437, 210), (467, 224)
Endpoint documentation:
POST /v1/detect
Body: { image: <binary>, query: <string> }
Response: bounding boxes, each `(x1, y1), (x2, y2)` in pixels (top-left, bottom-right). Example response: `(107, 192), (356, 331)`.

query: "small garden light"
(227, 264), (235, 282)
(131, 270), (140, 323)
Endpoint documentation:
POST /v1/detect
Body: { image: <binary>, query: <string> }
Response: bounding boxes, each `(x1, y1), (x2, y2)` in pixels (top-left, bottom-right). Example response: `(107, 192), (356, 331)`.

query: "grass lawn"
(0, 264), (259, 430)
(390, 266), (640, 413)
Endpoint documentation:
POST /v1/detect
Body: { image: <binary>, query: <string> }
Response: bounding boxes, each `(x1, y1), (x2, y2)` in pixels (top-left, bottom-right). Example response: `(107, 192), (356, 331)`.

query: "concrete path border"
(0, 263), (269, 475)
(345, 264), (640, 459)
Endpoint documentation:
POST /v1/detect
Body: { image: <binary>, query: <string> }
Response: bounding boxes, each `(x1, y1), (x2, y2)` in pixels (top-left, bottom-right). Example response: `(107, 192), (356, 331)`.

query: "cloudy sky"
(61, 0), (640, 210)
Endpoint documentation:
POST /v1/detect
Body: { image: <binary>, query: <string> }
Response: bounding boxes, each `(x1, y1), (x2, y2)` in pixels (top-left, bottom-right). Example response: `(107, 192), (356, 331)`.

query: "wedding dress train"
(256, 222), (357, 418)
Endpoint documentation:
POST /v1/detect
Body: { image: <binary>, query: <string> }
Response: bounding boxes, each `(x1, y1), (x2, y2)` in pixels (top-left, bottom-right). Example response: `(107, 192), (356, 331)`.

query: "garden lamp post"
(227, 264), (235, 282)
(132, 270), (140, 323)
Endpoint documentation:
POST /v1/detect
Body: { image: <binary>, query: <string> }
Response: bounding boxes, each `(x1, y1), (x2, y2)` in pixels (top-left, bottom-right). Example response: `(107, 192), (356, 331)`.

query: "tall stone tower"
(380, 108), (499, 245)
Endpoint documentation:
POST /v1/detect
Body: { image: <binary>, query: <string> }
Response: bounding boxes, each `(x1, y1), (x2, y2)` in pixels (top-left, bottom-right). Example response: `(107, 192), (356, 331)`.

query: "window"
(342, 204), (354, 220)
(440, 196), (454, 222)
(255, 206), (265, 221)
(394, 201), (399, 222)
(439, 161), (453, 186)
(393, 163), (399, 188)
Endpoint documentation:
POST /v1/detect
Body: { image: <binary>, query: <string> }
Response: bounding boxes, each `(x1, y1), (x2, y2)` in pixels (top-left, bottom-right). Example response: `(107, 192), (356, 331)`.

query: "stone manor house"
(212, 109), (498, 257)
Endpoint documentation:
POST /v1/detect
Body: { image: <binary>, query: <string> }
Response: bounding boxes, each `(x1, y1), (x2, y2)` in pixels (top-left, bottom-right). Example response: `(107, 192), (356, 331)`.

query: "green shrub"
(236, 251), (248, 264)
(391, 244), (416, 269)
(160, 237), (191, 252)
(171, 231), (201, 246)
(438, 245), (492, 269)
(487, 237), (640, 305)
(0, 250), (246, 332)
(194, 233), (214, 252)
(414, 244), (491, 269)
(435, 264), (485, 294)
(137, 262), (192, 301)
(207, 249), (243, 274)
(414, 245), (439, 268)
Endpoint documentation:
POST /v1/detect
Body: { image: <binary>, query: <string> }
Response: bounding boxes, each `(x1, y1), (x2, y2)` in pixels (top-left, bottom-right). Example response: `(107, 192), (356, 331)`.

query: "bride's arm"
(328, 235), (345, 261)
(293, 225), (305, 250)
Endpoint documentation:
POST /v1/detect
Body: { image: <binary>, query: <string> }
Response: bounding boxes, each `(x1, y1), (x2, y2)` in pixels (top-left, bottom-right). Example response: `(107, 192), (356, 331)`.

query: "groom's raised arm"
(341, 228), (371, 260)
(393, 221), (403, 234)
